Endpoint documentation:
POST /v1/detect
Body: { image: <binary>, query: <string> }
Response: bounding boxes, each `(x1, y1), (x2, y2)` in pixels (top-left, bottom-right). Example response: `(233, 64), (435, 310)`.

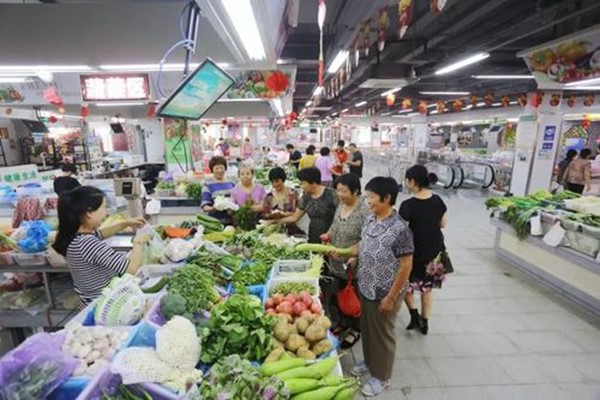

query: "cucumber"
(141, 276), (169, 294)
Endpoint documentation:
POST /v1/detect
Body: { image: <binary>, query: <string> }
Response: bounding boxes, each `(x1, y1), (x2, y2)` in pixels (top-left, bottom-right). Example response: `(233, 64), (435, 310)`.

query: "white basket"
(272, 259), (312, 276)
(267, 276), (320, 297)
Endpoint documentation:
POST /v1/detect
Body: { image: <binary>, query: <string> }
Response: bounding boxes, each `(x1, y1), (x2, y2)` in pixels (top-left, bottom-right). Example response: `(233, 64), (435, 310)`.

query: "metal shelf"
(0, 264), (68, 273)
(0, 307), (77, 328)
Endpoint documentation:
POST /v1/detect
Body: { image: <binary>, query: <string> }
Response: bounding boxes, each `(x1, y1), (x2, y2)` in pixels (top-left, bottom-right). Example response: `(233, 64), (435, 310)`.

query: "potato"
(314, 315), (332, 329)
(305, 324), (327, 342)
(288, 322), (298, 335)
(274, 320), (292, 342)
(278, 313), (293, 324)
(296, 317), (309, 335)
(285, 333), (307, 352)
(312, 339), (333, 356)
(296, 345), (316, 360)
(265, 348), (285, 363)
(272, 339), (285, 350)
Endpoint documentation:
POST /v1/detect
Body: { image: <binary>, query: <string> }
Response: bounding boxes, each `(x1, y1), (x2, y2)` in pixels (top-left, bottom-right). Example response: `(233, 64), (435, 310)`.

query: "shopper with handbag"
(331, 176), (414, 397)
(399, 165), (450, 335)
(319, 174), (370, 349)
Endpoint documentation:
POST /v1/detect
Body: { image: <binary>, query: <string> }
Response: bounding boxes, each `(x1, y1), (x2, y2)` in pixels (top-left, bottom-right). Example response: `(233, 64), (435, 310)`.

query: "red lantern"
(453, 99), (463, 112)
(583, 117), (591, 130)
(377, 7), (390, 52)
(532, 92), (544, 108)
(386, 93), (396, 107)
(567, 95), (576, 108)
(398, 0), (413, 39)
(470, 95), (478, 108)
(48, 115), (58, 123)
(417, 101), (427, 114)
(501, 95), (510, 107)
(5, 108), (12, 115)
(362, 19), (371, 56)
(401, 98), (412, 110)
(584, 94), (595, 107)
(221, 119), (227, 126)
(550, 94), (561, 107)
(484, 93), (494, 107)
(517, 93), (527, 107)
(80, 105), (90, 118)
(436, 100), (445, 114)
(146, 104), (156, 118)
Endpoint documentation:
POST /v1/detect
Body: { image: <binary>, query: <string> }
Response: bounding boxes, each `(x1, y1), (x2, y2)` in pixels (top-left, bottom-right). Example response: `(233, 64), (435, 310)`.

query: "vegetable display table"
(492, 218), (600, 315)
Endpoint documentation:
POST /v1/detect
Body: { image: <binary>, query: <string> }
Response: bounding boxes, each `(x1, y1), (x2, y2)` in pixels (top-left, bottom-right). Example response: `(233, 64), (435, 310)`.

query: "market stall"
(486, 191), (600, 315)
(0, 216), (357, 399)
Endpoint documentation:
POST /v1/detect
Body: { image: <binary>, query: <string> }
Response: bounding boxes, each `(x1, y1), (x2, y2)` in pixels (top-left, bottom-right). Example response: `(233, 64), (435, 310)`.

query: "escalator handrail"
(457, 160), (495, 189)
(425, 161), (455, 189)
(453, 164), (465, 189)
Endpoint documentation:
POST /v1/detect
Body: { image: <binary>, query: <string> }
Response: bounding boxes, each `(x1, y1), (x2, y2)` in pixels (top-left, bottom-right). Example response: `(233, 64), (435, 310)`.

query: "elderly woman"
(335, 176), (413, 397)
(201, 156), (235, 225)
(230, 165), (266, 211)
(321, 174), (370, 349)
(275, 167), (338, 243)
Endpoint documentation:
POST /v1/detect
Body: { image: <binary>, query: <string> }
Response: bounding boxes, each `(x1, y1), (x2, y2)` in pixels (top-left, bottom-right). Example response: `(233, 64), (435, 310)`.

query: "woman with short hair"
(201, 156), (235, 224)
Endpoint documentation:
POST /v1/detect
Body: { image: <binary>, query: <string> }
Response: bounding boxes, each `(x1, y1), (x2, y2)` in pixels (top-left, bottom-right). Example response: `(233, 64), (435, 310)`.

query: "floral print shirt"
(357, 212), (414, 301)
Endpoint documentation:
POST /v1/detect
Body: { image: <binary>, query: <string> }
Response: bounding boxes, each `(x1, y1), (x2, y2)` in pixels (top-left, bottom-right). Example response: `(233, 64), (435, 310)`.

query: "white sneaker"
(361, 377), (391, 397)
(350, 360), (369, 377)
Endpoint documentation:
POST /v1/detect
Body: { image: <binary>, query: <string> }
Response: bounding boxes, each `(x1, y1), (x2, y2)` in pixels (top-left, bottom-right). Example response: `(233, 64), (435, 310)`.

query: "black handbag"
(440, 251), (454, 274)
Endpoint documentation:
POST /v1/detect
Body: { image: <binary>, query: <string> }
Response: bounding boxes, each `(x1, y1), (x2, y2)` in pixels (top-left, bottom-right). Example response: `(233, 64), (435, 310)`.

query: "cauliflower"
(213, 195), (239, 211)
(156, 316), (201, 371)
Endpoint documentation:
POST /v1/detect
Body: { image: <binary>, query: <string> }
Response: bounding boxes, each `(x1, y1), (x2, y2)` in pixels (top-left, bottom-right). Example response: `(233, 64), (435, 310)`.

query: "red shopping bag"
(336, 267), (361, 318)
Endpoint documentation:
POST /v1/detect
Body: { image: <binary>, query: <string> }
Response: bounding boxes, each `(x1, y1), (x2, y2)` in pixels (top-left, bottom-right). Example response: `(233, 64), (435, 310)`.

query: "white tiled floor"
(342, 186), (600, 400)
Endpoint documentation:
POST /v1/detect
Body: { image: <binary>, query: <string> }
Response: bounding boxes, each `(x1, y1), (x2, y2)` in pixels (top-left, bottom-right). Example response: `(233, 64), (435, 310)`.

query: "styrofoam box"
(272, 259), (312, 276)
(267, 276), (320, 297)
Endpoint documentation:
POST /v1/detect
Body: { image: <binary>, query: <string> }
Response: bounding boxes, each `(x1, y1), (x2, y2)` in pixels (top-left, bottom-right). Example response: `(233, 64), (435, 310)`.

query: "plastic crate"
(12, 251), (48, 266)
(267, 276), (320, 297)
(227, 284), (267, 305)
(48, 377), (89, 400)
(75, 364), (180, 400)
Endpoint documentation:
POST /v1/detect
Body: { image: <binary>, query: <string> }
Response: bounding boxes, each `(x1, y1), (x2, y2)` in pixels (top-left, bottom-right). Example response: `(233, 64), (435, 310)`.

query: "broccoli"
(160, 293), (187, 321)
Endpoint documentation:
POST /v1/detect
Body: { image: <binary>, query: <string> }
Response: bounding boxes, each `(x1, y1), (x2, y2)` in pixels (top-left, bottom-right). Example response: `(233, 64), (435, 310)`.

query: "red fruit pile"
(265, 291), (322, 319)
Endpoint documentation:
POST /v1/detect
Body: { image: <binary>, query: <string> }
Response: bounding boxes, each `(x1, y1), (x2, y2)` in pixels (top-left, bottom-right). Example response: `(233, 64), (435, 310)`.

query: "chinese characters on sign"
(80, 74), (150, 101)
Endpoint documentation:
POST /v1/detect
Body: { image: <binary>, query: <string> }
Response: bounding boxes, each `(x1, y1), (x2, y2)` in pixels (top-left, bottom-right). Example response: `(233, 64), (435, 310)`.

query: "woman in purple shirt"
(230, 165), (267, 212)
(315, 146), (335, 187)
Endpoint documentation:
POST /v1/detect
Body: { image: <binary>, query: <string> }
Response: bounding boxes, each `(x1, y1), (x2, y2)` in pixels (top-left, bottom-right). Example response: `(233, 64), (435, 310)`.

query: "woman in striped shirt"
(53, 186), (149, 307)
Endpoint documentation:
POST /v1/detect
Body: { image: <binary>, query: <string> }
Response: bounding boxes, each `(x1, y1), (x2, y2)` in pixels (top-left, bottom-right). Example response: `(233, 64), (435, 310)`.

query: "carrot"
(291, 384), (346, 400)
(164, 227), (192, 238)
(260, 358), (307, 376)
(284, 378), (321, 395)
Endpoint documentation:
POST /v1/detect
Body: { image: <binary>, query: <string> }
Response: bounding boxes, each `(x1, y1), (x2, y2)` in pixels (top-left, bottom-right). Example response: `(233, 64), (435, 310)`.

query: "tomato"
(284, 293), (297, 305)
(300, 292), (313, 307)
(272, 293), (285, 306)
(276, 301), (293, 315)
(292, 302), (307, 317)
(310, 302), (322, 314)
(265, 298), (275, 309)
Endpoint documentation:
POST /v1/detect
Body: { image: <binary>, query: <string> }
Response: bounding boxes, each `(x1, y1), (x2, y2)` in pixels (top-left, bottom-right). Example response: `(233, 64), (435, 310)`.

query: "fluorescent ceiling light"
(341, 108), (349, 113)
(509, 101), (519, 105)
(477, 102), (485, 106)
(301, 108), (307, 114)
(472, 75), (533, 79)
(355, 101), (367, 107)
(408, 112), (420, 117)
(427, 104), (437, 108)
(381, 112), (393, 116)
(95, 102), (145, 107)
(313, 86), (323, 97)
(506, 118), (519, 122)
(306, 100), (313, 107)
(0, 65), (92, 72)
(420, 91), (470, 95)
(331, 112), (338, 117)
(563, 86), (600, 91)
(435, 52), (490, 75)
(565, 77), (600, 87)
(398, 109), (414, 114)
(221, 0), (266, 60)
(0, 72), (35, 77)
(492, 102), (502, 106)
(430, 110), (439, 114)
(0, 77), (30, 83)
(328, 50), (349, 74)
(380, 87), (402, 97)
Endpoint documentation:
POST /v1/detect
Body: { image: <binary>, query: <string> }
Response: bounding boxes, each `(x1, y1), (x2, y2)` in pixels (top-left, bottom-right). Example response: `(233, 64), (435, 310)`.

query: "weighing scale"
(114, 178), (143, 218)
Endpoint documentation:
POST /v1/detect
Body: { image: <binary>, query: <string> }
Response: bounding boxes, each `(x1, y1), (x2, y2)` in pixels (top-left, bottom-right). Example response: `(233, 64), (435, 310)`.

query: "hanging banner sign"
(518, 25), (600, 89)
(80, 74), (150, 101)
(223, 70), (292, 100)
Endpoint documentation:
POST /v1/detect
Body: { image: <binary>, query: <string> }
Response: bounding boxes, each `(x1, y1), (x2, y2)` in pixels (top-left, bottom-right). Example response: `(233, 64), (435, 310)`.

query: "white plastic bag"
(530, 214), (543, 236)
(135, 225), (165, 265)
(543, 222), (565, 247)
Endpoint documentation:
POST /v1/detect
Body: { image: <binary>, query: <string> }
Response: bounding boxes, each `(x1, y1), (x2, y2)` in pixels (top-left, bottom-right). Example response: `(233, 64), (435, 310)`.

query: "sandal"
(340, 328), (361, 350)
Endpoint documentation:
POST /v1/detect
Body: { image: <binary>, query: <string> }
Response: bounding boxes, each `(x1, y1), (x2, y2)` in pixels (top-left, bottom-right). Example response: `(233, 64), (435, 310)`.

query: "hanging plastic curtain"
(318, 0), (327, 87)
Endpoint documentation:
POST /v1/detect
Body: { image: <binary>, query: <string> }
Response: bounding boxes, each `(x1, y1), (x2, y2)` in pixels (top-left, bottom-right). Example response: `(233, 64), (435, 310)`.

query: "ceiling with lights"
(0, 0), (599, 122)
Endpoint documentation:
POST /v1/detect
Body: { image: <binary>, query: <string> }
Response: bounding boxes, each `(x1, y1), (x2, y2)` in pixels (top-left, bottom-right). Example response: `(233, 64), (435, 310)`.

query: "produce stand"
(488, 191), (600, 316)
(0, 221), (355, 400)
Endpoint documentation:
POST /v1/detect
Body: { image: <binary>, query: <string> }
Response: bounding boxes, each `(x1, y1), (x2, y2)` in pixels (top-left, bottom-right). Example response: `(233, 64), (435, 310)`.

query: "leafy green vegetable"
(200, 355), (288, 400)
(101, 385), (153, 400)
(168, 264), (220, 313)
(232, 261), (272, 287)
(200, 294), (276, 363)
(156, 181), (174, 190)
(185, 183), (202, 200)
(503, 204), (541, 239)
(270, 281), (316, 296)
(233, 203), (259, 231)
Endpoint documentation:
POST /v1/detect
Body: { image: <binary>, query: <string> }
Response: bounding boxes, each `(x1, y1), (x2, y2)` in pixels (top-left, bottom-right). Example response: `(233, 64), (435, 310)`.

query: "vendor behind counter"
(53, 186), (149, 308)
(201, 156), (235, 225)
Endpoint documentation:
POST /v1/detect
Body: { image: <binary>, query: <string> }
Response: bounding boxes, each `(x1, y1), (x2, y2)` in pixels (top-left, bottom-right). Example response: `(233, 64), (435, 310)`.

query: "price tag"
(530, 214), (543, 236)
